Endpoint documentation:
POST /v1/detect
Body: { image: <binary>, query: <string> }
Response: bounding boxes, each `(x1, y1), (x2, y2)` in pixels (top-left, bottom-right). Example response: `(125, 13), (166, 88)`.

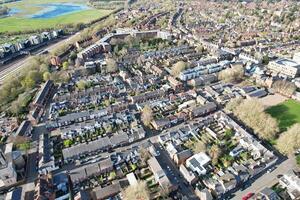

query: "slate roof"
(15, 120), (31, 136)
(92, 183), (121, 200)
(62, 136), (111, 159)
(34, 80), (54, 105)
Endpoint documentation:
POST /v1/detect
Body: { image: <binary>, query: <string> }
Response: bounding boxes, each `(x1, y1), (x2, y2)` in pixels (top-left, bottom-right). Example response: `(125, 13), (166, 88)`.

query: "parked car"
(242, 192), (254, 200)
(267, 166), (276, 173)
(277, 174), (283, 178)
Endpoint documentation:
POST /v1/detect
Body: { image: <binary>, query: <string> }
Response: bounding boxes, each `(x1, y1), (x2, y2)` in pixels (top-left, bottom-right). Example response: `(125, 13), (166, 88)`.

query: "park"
(266, 99), (300, 132)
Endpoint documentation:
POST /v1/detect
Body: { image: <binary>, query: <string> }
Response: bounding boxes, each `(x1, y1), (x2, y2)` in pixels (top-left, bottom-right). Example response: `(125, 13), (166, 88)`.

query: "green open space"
(0, 9), (111, 32)
(0, 0), (112, 33)
(266, 99), (300, 132)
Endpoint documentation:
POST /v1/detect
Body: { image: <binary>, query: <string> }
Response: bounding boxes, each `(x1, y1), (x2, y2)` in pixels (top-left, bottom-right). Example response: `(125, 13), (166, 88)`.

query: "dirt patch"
(260, 93), (287, 108)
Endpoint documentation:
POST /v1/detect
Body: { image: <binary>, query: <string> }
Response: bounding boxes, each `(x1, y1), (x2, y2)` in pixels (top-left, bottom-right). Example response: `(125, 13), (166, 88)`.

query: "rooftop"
(274, 58), (300, 67)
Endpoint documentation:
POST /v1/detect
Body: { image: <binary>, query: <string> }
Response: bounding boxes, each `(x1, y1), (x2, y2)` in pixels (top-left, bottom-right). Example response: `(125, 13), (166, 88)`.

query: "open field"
(0, 9), (111, 32)
(266, 99), (300, 132)
(0, 0), (112, 33)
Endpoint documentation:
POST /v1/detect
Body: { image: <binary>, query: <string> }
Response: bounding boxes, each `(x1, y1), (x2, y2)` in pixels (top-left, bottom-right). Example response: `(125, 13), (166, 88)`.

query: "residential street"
(232, 157), (296, 199)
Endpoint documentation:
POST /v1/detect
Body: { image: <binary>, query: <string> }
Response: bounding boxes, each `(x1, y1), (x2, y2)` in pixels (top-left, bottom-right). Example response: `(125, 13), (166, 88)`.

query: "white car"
(267, 166), (276, 173)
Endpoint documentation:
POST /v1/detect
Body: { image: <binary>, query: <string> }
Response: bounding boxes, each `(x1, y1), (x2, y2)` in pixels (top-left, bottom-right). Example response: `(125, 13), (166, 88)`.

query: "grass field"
(0, 0), (112, 33)
(266, 99), (300, 132)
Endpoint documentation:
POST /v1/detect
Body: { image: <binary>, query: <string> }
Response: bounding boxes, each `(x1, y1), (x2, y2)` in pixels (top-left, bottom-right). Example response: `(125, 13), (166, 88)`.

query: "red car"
(242, 192), (254, 200)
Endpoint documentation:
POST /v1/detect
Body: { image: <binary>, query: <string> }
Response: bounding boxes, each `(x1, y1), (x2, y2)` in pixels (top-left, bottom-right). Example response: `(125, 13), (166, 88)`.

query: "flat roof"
(126, 172), (138, 186)
(275, 58), (300, 67)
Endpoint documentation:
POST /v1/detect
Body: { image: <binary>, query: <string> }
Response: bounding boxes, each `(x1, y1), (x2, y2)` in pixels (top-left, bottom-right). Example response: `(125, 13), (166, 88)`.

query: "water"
(30, 3), (90, 19)
(8, 8), (21, 15)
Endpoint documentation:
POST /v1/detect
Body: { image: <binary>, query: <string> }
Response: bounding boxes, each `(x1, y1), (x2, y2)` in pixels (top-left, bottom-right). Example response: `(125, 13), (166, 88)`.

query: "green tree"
(296, 155), (300, 166)
(62, 61), (69, 70)
(43, 72), (51, 81)
(69, 51), (77, 61)
(63, 139), (73, 148)
(77, 80), (87, 90)
(262, 55), (269, 64)
(22, 76), (35, 89)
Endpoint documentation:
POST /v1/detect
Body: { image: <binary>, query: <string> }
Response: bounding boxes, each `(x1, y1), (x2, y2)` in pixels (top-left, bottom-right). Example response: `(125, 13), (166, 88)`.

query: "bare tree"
(227, 98), (279, 140)
(218, 65), (244, 83)
(195, 45), (205, 53)
(272, 80), (296, 97)
(276, 123), (300, 155)
(171, 61), (186, 77)
(224, 97), (243, 113)
(209, 144), (221, 165)
(190, 140), (207, 154)
(141, 105), (153, 127)
(106, 58), (118, 73)
(139, 147), (151, 163)
(122, 181), (150, 200)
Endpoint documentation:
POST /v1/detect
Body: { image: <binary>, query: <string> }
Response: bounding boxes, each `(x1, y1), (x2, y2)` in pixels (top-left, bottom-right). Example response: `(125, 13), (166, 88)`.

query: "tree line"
(225, 98), (279, 140)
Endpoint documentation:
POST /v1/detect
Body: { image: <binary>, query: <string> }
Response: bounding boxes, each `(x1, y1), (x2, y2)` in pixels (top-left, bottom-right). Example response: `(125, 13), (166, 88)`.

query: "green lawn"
(0, 0), (112, 33)
(266, 99), (300, 132)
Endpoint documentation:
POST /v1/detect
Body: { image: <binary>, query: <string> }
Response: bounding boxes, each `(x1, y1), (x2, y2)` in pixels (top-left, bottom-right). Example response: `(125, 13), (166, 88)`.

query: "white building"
(126, 172), (138, 186)
(268, 58), (300, 78)
(293, 52), (300, 64)
(0, 150), (17, 187)
(186, 152), (211, 175)
(279, 169), (300, 199)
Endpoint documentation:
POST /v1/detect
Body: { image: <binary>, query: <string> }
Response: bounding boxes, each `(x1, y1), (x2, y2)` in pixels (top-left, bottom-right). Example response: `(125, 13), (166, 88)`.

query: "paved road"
(232, 157), (296, 200)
